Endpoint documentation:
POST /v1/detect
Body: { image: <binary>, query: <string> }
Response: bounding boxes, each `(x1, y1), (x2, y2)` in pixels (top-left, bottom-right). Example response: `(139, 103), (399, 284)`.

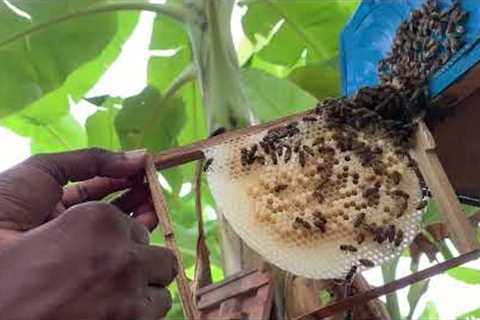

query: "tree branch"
(0, 2), (193, 49)
(295, 249), (480, 320)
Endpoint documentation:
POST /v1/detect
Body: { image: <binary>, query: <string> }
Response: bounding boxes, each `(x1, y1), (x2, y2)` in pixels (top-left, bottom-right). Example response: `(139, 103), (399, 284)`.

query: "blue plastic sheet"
(340, 0), (480, 97)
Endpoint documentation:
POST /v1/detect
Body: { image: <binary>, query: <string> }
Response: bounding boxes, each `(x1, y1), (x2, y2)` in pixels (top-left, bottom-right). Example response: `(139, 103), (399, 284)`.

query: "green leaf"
(457, 307), (480, 320)
(0, 0), (127, 117)
(242, 68), (317, 122)
(418, 301), (439, 320)
(382, 256), (401, 320)
(241, 0), (358, 66)
(1, 113), (86, 154)
(86, 107), (121, 150)
(148, 14), (206, 145)
(115, 86), (186, 152)
(288, 58), (341, 100)
(422, 200), (479, 226)
(447, 266), (480, 285)
(407, 280), (430, 320)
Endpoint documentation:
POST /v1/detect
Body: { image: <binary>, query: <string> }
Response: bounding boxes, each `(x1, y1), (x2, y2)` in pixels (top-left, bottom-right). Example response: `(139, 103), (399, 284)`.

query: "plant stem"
(381, 257), (402, 320)
(164, 64), (197, 100)
(0, 2), (193, 49)
(438, 239), (455, 260)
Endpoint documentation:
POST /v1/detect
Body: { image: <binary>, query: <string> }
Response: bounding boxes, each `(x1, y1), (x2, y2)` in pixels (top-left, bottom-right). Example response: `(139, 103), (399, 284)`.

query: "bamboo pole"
(145, 155), (200, 320)
(411, 122), (479, 253)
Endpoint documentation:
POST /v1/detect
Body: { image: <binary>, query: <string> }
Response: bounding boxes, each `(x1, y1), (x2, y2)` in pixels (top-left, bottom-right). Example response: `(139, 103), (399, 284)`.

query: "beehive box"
(341, 0), (480, 204)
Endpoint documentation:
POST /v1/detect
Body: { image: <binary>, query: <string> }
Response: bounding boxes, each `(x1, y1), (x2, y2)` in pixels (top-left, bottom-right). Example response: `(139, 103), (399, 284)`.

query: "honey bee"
(209, 127), (226, 137)
(340, 244), (358, 252)
(374, 227), (387, 244)
(274, 184), (288, 193)
(345, 265), (358, 283)
(303, 145), (315, 157)
(302, 116), (317, 122)
(386, 224), (396, 243)
(353, 212), (366, 228)
(313, 218), (326, 232)
(356, 233), (365, 244)
(256, 156), (266, 165)
(203, 158), (213, 172)
(358, 259), (375, 268)
(284, 145), (292, 163)
(294, 217), (311, 230)
(271, 151), (278, 165)
(394, 229), (404, 247)
(390, 171), (402, 185)
(299, 150), (306, 167)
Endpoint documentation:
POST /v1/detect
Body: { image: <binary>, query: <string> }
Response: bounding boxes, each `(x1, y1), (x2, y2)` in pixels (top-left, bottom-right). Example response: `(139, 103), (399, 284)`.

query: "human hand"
(0, 149), (178, 320)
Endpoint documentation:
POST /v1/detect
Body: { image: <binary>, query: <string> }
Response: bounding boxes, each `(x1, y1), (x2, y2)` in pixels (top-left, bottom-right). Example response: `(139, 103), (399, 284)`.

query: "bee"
(276, 145), (284, 157)
(313, 190), (324, 204)
(240, 148), (248, 166)
(353, 212), (366, 228)
(390, 171), (402, 185)
(303, 145), (315, 157)
(259, 141), (270, 155)
(284, 145), (292, 163)
(302, 116), (317, 122)
(313, 218), (326, 232)
(248, 144), (258, 159)
(340, 244), (358, 252)
(416, 198), (429, 210)
(356, 233), (365, 244)
(391, 189), (409, 199)
(374, 227), (386, 244)
(274, 184), (288, 193)
(209, 127), (226, 137)
(203, 158), (213, 172)
(299, 150), (306, 167)
(294, 217), (311, 230)
(394, 229), (404, 247)
(293, 141), (301, 153)
(271, 151), (278, 165)
(345, 265), (358, 283)
(386, 224), (396, 243)
(358, 259), (375, 268)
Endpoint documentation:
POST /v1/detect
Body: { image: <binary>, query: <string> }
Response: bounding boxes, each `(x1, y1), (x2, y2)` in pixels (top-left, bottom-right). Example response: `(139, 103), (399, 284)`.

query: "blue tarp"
(340, 0), (480, 98)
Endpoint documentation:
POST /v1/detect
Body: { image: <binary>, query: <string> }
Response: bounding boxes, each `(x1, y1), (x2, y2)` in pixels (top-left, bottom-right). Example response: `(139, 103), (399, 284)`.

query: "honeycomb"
(204, 108), (424, 279)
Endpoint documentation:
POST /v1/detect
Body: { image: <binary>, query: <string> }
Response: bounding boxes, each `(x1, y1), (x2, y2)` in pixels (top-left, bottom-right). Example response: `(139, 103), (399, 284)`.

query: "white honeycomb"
(204, 110), (423, 279)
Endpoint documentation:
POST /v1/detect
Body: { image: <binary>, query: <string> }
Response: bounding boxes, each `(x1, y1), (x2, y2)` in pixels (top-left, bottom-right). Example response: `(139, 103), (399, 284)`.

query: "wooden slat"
(411, 122), (479, 253)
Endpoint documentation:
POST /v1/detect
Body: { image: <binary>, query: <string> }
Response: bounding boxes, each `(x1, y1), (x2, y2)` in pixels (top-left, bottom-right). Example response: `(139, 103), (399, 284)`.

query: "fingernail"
(124, 149), (147, 162)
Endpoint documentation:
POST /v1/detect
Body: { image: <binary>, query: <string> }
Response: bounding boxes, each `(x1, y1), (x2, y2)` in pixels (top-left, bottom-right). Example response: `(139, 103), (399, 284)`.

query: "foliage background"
(0, 0), (479, 319)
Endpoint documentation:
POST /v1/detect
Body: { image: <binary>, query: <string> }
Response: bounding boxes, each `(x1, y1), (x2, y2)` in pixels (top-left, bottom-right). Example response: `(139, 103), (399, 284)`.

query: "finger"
(133, 200), (158, 232)
(0, 148), (145, 231)
(63, 177), (133, 207)
(129, 218), (150, 245)
(141, 287), (172, 320)
(138, 245), (178, 287)
(111, 183), (150, 214)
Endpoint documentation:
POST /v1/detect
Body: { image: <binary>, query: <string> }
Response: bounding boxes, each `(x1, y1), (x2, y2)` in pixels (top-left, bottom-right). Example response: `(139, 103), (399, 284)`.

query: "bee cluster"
(203, 103), (422, 278)
(201, 0), (466, 279)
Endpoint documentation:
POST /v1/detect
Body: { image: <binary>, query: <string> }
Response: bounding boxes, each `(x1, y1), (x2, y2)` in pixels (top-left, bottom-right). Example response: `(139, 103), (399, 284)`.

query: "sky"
(0, 5), (479, 320)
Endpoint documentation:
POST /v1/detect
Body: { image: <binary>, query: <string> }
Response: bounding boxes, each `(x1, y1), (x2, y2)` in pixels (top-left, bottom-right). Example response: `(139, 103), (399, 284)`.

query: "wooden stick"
(411, 122), (479, 253)
(145, 155), (200, 320)
(153, 110), (308, 170)
(295, 249), (480, 320)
